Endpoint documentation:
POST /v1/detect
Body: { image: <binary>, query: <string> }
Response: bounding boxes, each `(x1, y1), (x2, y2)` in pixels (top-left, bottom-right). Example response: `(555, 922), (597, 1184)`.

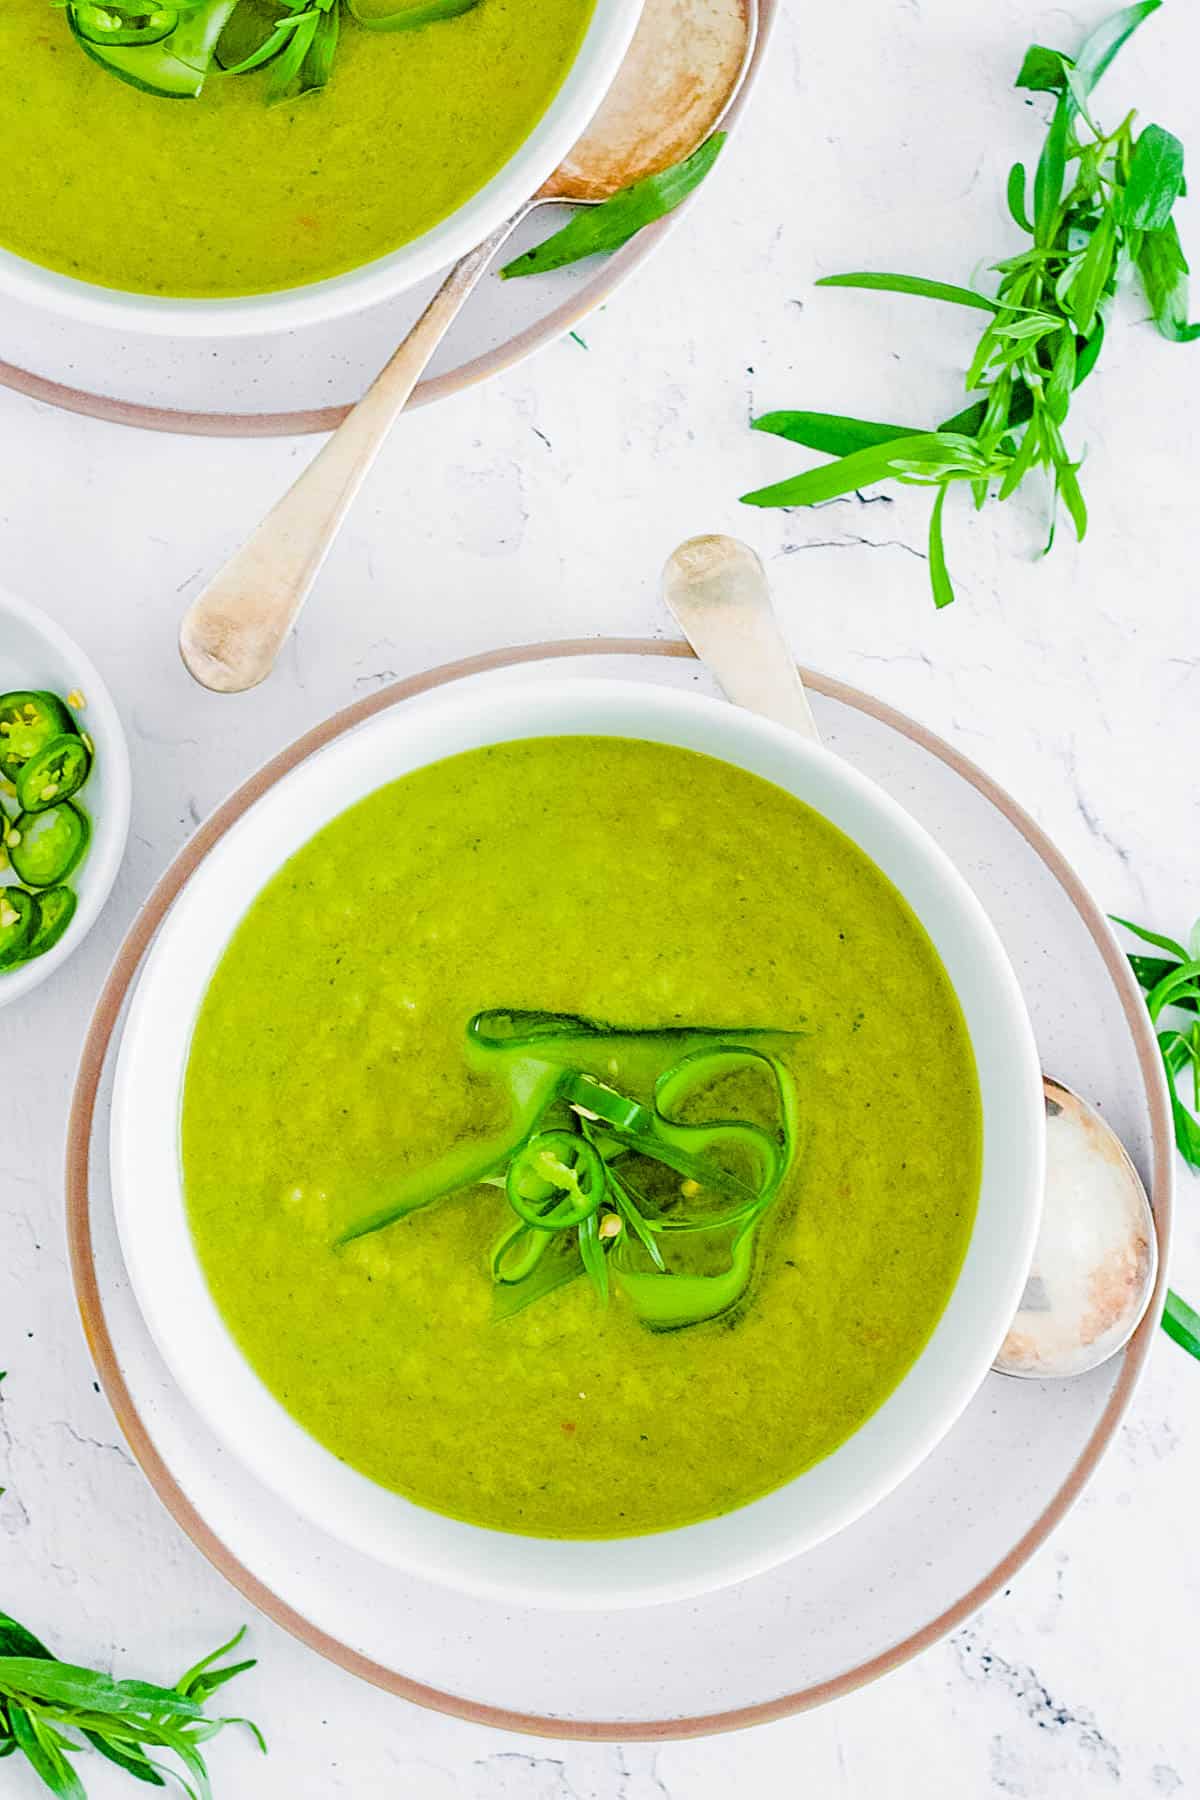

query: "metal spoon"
(661, 533), (1159, 1380)
(996, 1078), (1157, 1378)
(178, 0), (757, 694)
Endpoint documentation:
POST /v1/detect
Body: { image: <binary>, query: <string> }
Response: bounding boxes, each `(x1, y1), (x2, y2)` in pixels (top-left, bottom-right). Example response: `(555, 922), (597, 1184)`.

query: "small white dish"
(0, 587), (131, 1008)
(110, 676), (1044, 1609)
(0, 0), (643, 338)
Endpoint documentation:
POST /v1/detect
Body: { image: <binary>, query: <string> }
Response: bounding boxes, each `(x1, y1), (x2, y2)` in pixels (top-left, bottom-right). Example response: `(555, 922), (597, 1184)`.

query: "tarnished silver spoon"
(178, 0), (756, 694)
(996, 1078), (1156, 1377)
(661, 533), (1158, 1380)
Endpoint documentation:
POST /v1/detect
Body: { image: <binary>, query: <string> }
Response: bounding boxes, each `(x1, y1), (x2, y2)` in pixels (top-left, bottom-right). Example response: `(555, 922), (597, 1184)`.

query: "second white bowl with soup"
(111, 679), (1044, 1607)
(0, 0), (643, 332)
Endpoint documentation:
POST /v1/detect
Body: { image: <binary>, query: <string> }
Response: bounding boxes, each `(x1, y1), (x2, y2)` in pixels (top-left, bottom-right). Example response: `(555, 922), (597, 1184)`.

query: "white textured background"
(1, 0), (1198, 1792)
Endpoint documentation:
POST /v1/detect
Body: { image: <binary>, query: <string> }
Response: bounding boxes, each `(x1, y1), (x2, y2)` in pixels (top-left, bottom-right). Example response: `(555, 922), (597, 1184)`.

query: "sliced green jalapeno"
(72, 2), (180, 44)
(23, 887), (79, 962)
(15, 735), (92, 814)
(0, 888), (37, 968)
(0, 692), (79, 780)
(506, 1131), (606, 1230)
(7, 804), (90, 888)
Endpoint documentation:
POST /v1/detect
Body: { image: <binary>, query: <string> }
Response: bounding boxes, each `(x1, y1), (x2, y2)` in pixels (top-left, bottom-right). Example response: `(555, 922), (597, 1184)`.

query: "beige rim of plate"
(65, 638), (1173, 1741)
(0, 0), (772, 439)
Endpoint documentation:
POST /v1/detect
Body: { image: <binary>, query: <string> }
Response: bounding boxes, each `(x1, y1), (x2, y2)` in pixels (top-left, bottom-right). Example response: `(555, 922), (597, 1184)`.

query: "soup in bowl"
(0, 0), (641, 330)
(111, 679), (1043, 1607)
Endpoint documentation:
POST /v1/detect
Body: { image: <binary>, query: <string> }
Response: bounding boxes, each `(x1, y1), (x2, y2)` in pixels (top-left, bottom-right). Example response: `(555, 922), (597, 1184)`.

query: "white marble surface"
(1, 0), (1199, 1792)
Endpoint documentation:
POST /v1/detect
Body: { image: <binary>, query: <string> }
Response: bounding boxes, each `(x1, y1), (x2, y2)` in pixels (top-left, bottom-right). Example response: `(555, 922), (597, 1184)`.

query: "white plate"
(0, 0), (774, 434)
(0, 587), (131, 1006)
(67, 642), (1172, 1737)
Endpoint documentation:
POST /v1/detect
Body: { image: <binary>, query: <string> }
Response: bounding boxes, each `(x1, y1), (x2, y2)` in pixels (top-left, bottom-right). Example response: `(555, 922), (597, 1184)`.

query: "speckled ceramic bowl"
(110, 678), (1044, 1607)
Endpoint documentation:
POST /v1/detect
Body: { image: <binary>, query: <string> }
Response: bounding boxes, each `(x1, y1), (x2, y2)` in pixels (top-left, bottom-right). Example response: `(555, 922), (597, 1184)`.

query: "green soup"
(0, 0), (591, 296)
(182, 738), (981, 1538)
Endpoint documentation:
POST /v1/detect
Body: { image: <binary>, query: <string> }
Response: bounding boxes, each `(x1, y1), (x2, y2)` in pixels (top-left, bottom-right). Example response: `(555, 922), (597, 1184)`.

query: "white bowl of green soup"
(111, 680), (1044, 1607)
(0, 0), (640, 330)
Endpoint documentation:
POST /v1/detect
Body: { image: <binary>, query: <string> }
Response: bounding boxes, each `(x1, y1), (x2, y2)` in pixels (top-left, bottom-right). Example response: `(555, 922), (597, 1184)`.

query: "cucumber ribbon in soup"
(336, 1009), (804, 1331)
(66, 0), (481, 103)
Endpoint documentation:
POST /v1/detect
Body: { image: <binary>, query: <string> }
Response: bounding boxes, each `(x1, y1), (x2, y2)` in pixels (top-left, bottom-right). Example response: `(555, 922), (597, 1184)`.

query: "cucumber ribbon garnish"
(66, 0), (479, 103)
(336, 1009), (804, 1332)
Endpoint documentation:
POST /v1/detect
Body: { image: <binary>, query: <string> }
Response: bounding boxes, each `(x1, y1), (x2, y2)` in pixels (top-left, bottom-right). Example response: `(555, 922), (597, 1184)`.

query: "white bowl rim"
(0, 0), (645, 337)
(0, 585), (131, 1007)
(110, 677), (1045, 1608)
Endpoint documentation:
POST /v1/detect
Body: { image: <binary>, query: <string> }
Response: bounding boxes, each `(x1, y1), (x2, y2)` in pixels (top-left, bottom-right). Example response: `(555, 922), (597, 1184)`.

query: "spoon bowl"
(549, 0), (752, 200)
(995, 1077), (1158, 1379)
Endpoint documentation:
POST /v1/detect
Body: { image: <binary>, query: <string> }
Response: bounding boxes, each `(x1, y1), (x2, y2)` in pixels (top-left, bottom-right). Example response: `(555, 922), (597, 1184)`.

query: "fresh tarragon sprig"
(499, 134), (726, 279)
(741, 1), (1197, 607)
(0, 1610), (264, 1798)
(1112, 913), (1200, 1364)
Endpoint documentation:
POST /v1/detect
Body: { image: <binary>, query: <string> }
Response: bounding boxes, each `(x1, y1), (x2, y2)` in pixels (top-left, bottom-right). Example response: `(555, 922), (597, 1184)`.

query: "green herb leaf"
(1110, 915), (1190, 960)
(500, 133), (725, 279)
(741, 432), (996, 510)
(937, 395), (1003, 436)
(0, 1612), (54, 1661)
(175, 1630), (254, 1705)
(346, 0), (479, 31)
(1161, 1030), (1200, 1163)
(8, 1703), (85, 1799)
(1066, 210), (1116, 335)
(606, 1171), (666, 1271)
(1163, 1289), (1200, 1361)
(263, 5), (318, 100)
(85, 1732), (167, 1786)
(1113, 919), (1200, 1166)
(1055, 454), (1088, 541)
(1034, 92), (1070, 244)
(217, 7), (298, 74)
(1007, 162), (1033, 232)
(297, 0), (337, 90)
(750, 411), (919, 455)
(0, 1661), (203, 1718)
(1045, 325), (1077, 422)
(1015, 43), (1073, 94)
(1137, 218), (1200, 340)
(1110, 917), (1200, 1366)
(1074, 314), (1106, 386)
(1073, 0), (1161, 94)
(1145, 959), (1200, 1022)
(815, 272), (997, 312)
(1123, 124), (1186, 230)
(1128, 952), (1193, 997)
(577, 1210), (609, 1304)
(927, 483), (955, 608)
(996, 409), (1042, 502)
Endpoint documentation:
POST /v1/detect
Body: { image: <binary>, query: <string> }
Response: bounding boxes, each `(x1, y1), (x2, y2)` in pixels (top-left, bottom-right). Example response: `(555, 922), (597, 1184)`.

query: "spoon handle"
(661, 535), (821, 742)
(178, 207), (529, 694)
